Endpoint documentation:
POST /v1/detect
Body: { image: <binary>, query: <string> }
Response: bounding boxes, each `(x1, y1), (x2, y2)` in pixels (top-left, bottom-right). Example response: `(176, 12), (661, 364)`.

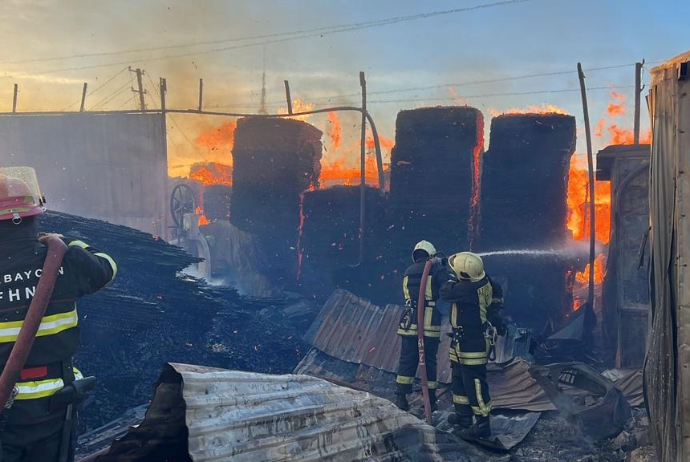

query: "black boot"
(428, 389), (437, 412)
(395, 393), (410, 411)
(448, 405), (473, 429)
(459, 415), (490, 441)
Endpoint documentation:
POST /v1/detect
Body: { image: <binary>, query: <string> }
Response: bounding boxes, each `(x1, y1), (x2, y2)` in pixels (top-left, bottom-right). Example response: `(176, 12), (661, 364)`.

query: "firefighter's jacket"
(440, 273), (504, 365)
(0, 221), (116, 406)
(397, 260), (448, 338)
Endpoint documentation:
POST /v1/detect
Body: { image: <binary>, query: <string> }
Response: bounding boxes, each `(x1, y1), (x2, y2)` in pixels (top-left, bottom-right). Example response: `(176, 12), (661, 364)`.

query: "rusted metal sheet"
(303, 290), (555, 411)
(90, 363), (503, 462)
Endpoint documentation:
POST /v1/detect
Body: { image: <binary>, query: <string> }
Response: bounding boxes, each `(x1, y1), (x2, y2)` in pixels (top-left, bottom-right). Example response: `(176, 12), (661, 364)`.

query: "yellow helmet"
(448, 252), (485, 282)
(412, 240), (436, 262)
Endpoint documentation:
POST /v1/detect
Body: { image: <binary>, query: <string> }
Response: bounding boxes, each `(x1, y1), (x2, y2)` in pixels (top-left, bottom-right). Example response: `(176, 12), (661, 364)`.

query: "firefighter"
(394, 240), (448, 412)
(0, 167), (117, 462)
(440, 251), (506, 441)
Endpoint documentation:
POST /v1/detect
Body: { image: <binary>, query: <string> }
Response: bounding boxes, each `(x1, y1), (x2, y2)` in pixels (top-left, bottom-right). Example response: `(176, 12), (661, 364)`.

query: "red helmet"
(0, 167), (45, 224)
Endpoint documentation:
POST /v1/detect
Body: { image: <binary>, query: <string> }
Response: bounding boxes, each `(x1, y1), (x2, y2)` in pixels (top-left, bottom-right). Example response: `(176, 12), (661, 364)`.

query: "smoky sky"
(1, 0), (687, 170)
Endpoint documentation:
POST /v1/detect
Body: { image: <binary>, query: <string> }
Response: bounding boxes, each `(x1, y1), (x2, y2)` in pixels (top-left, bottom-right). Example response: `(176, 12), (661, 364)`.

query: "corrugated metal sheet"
(93, 363), (503, 462)
(303, 289), (556, 412)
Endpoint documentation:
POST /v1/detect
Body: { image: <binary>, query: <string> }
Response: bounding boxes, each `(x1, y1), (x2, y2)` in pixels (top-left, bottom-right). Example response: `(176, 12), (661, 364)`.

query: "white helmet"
(412, 240), (436, 262)
(449, 252), (485, 282)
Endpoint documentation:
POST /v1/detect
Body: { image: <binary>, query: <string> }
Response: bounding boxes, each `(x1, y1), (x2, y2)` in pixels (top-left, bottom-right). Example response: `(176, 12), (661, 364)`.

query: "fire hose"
(0, 234), (68, 409)
(416, 257), (437, 425)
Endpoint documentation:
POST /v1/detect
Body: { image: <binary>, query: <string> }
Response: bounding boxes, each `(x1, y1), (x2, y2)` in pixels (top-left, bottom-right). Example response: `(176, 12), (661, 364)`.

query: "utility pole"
(12, 84), (18, 113)
(359, 71), (367, 263)
(198, 79), (204, 112)
(634, 60), (644, 145)
(259, 47), (267, 114)
(129, 67), (147, 112)
(577, 63), (596, 311)
(283, 80), (293, 115)
(79, 83), (88, 112)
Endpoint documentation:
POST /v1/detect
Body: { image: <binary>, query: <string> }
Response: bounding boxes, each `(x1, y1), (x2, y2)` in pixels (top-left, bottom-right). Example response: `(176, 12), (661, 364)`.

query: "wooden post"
(577, 63), (596, 309)
(12, 84), (18, 113)
(359, 71), (367, 263)
(79, 83), (88, 112)
(634, 61), (643, 145)
(135, 68), (146, 112)
(198, 79), (204, 112)
(284, 80), (293, 115)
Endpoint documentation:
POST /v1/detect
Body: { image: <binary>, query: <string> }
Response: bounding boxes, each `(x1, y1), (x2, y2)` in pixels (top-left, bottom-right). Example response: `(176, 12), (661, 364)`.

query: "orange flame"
(576, 254), (606, 284)
(327, 112), (342, 151)
(196, 120), (237, 156)
(566, 155), (611, 244)
(190, 162), (233, 186)
(489, 104), (569, 117)
(278, 99), (315, 121)
(595, 91), (652, 145)
(607, 92), (626, 117)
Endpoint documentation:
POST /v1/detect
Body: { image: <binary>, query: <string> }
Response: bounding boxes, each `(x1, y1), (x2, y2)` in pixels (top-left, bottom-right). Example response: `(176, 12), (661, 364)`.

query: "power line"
(366, 85), (634, 104)
(14, 0), (535, 76)
(88, 80), (131, 110)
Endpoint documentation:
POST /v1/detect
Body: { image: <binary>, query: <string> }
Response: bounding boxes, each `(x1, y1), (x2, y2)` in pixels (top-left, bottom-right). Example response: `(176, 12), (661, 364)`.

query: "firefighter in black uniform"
(394, 240), (449, 411)
(0, 167), (117, 462)
(440, 251), (506, 440)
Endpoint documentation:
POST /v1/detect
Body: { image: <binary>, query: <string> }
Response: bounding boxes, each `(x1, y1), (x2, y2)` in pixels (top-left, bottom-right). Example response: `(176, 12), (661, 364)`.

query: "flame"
(566, 155), (611, 244)
(190, 162), (233, 186)
(595, 91), (652, 145)
(278, 99), (315, 121)
(327, 112), (342, 151)
(576, 254), (606, 284)
(609, 124), (652, 145)
(195, 206), (211, 227)
(320, 154), (382, 186)
(365, 134), (395, 153)
(607, 92), (626, 117)
(489, 104), (569, 117)
(196, 120), (237, 155)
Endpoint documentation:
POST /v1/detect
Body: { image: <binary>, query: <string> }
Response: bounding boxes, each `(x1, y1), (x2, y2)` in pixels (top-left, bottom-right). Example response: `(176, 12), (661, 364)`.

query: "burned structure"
(230, 118), (322, 285)
(597, 144), (651, 368)
(0, 113), (168, 237)
(478, 113), (576, 329)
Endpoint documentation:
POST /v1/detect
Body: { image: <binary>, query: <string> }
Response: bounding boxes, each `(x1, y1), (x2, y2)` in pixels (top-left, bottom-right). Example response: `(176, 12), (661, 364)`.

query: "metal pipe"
(359, 72), (367, 263)
(577, 63), (597, 308)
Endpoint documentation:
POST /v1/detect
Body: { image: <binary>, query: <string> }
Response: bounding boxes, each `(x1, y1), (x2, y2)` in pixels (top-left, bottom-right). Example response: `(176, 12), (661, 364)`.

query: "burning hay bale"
(298, 185), (385, 296)
(230, 117), (323, 283)
(478, 113), (576, 328)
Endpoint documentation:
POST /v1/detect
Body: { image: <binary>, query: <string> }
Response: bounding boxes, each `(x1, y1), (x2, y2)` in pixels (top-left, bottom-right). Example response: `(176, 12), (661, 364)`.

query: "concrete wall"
(0, 113), (168, 236)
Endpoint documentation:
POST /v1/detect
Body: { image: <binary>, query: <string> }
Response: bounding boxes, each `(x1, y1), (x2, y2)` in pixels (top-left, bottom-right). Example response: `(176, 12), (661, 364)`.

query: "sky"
(2, 0), (689, 175)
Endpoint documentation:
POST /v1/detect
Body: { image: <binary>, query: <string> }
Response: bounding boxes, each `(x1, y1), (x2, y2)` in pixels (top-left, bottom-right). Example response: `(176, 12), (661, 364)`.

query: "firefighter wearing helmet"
(440, 251), (506, 441)
(0, 167), (117, 461)
(394, 240), (449, 412)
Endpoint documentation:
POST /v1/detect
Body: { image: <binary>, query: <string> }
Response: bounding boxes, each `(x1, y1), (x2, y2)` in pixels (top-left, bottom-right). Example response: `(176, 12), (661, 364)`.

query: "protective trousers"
(451, 361), (491, 418)
(396, 335), (439, 395)
(1, 411), (71, 462)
